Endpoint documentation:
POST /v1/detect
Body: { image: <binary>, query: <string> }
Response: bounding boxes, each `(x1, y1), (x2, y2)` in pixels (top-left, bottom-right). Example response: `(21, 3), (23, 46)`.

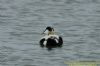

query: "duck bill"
(42, 29), (49, 35)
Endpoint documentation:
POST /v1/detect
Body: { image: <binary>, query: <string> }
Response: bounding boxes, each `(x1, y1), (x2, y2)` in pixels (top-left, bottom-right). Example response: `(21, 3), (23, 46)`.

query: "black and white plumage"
(40, 26), (63, 47)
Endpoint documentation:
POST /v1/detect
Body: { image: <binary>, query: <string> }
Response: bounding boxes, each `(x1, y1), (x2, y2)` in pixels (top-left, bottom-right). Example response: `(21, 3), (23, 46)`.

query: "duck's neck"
(48, 31), (55, 35)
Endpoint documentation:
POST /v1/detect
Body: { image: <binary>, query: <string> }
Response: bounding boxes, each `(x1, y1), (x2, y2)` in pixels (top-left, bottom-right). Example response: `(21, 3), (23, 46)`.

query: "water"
(0, 0), (100, 66)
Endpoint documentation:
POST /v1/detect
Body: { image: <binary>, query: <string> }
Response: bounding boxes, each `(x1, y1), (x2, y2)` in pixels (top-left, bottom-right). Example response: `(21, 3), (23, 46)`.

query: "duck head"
(42, 26), (54, 35)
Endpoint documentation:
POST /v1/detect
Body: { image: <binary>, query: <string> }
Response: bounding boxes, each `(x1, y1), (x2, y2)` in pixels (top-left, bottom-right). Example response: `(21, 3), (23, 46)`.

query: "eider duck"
(40, 26), (63, 48)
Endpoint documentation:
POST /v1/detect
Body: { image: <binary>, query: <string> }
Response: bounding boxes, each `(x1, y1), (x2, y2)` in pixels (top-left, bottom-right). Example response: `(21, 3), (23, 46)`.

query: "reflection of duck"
(40, 26), (63, 47)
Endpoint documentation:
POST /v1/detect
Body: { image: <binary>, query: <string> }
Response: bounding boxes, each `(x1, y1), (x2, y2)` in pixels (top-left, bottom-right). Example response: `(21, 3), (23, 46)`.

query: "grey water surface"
(0, 0), (100, 66)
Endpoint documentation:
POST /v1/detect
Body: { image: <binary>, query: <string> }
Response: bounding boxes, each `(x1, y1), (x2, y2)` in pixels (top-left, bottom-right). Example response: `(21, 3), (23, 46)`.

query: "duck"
(39, 26), (63, 48)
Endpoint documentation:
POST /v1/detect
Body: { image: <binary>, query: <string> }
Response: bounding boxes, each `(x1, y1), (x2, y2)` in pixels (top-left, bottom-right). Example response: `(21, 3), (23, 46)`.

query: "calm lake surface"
(0, 0), (100, 66)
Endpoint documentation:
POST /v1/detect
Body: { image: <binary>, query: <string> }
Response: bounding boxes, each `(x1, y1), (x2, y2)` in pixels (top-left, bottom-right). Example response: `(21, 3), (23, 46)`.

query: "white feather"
(54, 39), (59, 43)
(43, 41), (47, 46)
